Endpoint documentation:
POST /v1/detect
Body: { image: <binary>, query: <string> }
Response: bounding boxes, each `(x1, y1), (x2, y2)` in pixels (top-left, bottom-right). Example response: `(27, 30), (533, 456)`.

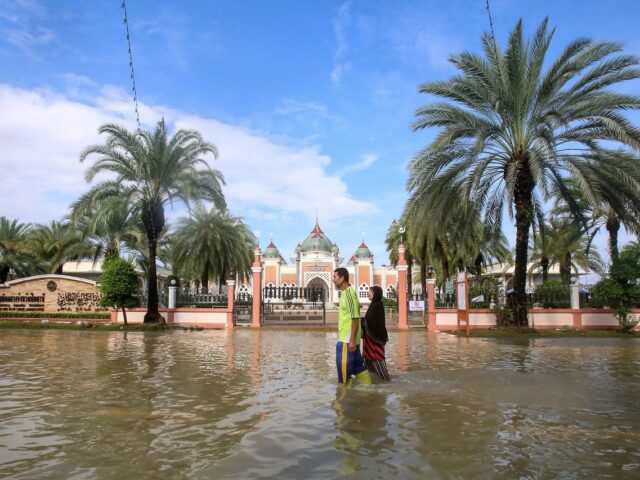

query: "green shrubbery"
(0, 311), (110, 319)
(100, 258), (140, 326)
(590, 242), (640, 333)
(533, 281), (571, 309)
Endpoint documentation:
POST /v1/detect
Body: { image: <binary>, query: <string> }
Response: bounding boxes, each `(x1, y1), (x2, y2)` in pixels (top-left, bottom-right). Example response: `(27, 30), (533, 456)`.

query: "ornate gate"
(261, 286), (326, 325)
(233, 293), (253, 325)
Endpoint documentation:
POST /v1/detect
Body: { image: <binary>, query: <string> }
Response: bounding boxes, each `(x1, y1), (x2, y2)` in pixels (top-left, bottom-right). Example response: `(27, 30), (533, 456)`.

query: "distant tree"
(71, 197), (145, 263)
(385, 218), (413, 294)
(172, 205), (254, 293)
(99, 258), (140, 326)
(0, 217), (34, 282)
(27, 220), (91, 274)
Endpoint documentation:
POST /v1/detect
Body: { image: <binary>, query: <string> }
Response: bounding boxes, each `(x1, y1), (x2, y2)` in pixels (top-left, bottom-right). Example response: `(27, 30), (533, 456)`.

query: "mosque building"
(238, 221), (399, 304)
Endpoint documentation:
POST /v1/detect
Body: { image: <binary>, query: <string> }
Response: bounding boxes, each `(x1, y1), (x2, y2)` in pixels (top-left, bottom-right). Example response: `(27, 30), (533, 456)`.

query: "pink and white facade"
(237, 222), (399, 305)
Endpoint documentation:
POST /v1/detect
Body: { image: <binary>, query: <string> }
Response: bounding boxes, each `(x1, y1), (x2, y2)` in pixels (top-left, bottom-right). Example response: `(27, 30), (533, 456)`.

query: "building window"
(359, 283), (369, 299)
(386, 285), (396, 300)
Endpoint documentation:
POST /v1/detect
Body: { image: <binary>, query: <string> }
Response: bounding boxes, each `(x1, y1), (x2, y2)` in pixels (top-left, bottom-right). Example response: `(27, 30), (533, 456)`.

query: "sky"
(1, 0), (639, 269)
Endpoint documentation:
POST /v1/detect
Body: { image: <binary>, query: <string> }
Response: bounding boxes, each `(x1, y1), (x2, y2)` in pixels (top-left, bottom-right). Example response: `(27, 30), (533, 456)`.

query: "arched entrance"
(306, 276), (329, 301)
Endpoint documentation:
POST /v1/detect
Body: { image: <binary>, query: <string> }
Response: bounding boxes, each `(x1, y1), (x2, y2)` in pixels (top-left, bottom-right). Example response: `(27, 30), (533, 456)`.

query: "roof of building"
(263, 240), (280, 259)
(300, 222), (334, 253)
(354, 241), (373, 259)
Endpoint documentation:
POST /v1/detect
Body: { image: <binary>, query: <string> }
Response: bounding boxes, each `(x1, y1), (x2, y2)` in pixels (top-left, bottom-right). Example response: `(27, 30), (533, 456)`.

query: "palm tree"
(0, 217), (35, 282)
(529, 218), (553, 282)
(27, 220), (91, 274)
(76, 120), (226, 322)
(172, 205), (254, 293)
(409, 19), (640, 325)
(71, 197), (146, 263)
(530, 218), (604, 284)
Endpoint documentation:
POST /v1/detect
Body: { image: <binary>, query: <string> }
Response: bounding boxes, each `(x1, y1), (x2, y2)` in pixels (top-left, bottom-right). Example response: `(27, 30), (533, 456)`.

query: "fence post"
(168, 284), (177, 309)
(251, 247), (262, 327)
(226, 279), (236, 329)
(397, 243), (409, 329)
(570, 282), (580, 309)
(427, 278), (436, 331)
(570, 282), (582, 328)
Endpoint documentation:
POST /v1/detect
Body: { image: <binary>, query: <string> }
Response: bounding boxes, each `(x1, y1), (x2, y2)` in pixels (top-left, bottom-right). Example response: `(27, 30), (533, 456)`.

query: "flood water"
(0, 329), (639, 479)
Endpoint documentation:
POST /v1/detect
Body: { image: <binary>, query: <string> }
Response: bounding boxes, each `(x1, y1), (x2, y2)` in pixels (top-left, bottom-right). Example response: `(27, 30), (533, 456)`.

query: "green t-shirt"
(338, 284), (361, 343)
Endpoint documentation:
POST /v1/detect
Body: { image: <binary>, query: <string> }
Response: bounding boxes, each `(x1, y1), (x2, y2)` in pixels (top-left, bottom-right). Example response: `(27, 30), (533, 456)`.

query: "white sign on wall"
(409, 300), (424, 311)
(456, 271), (467, 311)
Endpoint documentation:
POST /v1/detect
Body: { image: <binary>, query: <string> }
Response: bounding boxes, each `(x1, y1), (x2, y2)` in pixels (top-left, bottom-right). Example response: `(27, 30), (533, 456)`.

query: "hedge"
(0, 311), (111, 319)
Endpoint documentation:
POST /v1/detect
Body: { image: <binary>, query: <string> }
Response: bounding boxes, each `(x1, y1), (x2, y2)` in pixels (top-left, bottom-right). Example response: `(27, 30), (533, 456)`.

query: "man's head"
(332, 267), (349, 289)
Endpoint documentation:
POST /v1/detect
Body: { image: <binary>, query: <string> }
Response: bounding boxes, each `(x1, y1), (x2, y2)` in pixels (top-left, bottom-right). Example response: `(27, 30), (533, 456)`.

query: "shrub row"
(0, 311), (111, 319)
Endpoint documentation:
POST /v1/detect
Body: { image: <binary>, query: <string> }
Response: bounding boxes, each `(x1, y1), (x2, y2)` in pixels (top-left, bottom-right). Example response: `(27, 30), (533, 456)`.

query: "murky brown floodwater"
(0, 329), (639, 479)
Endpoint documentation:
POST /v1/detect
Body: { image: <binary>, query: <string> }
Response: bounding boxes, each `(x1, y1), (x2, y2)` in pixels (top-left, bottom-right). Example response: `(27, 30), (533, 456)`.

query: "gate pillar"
(226, 280), (235, 329)
(397, 243), (409, 329)
(427, 278), (436, 331)
(251, 247), (262, 327)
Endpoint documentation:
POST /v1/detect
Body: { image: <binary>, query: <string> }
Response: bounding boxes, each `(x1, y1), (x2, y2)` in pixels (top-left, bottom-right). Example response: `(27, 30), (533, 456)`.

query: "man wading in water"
(332, 268), (373, 386)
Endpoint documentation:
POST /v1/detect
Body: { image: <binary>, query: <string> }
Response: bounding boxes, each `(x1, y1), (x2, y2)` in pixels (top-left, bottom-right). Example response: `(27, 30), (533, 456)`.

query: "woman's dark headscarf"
(364, 285), (388, 344)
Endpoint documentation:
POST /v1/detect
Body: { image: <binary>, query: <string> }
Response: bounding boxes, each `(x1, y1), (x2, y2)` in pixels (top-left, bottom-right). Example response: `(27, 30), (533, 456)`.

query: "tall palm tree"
(0, 217), (35, 282)
(409, 19), (640, 325)
(172, 205), (254, 293)
(76, 120), (226, 322)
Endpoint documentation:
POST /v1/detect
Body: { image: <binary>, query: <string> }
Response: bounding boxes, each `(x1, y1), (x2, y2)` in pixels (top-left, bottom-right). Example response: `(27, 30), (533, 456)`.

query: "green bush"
(382, 296), (397, 308)
(0, 311), (110, 319)
(469, 284), (497, 308)
(594, 242), (640, 332)
(590, 278), (623, 308)
(100, 258), (140, 325)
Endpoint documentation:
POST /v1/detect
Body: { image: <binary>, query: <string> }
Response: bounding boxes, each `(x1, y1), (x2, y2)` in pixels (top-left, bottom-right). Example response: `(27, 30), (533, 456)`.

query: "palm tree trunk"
(541, 256), (549, 282)
(144, 235), (162, 323)
(606, 217), (620, 263)
(419, 259), (426, 299)
(143, 201), (164, 323)
(560, 253), (571, 285)
(513, 158), (534, 327)
(0, 266), (9, 284)
(201, 260), (210, 293)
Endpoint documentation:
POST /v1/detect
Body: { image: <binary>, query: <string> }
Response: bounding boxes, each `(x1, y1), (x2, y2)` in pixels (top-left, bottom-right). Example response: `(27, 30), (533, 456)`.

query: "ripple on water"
(0, 329), (638, 479)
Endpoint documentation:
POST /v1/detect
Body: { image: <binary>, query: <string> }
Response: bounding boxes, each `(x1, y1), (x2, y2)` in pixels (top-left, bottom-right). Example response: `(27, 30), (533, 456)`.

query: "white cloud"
(331, 2), (352, 86)
(0, 83), (374, 227)
(339, 153), (378, 176)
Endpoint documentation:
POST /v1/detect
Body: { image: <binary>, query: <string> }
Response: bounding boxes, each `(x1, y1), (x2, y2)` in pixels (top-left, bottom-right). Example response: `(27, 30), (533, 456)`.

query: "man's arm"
(349, 317), (359, 352)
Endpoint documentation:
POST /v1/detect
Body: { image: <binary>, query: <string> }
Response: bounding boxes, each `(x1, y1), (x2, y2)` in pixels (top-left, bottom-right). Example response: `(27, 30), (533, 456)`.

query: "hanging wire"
(485, 0), (501, 69)
(121, 0), (141, 131)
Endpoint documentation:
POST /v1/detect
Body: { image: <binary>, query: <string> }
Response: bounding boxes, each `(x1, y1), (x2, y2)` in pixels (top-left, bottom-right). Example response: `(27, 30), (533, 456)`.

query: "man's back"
(338, 284), (361, 343)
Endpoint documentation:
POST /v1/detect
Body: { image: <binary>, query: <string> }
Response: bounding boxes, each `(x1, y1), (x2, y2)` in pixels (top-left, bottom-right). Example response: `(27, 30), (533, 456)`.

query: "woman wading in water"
(362, 285), (390, 381)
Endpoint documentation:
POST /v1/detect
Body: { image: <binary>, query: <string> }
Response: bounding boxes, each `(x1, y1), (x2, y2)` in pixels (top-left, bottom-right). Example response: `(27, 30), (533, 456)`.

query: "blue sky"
(1, 0), (639, 268)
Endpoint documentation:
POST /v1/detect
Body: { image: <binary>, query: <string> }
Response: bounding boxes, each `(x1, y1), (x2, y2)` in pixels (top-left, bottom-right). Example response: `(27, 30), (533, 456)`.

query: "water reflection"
(0, 330), (638, 479)
(331, 386), (393, 475)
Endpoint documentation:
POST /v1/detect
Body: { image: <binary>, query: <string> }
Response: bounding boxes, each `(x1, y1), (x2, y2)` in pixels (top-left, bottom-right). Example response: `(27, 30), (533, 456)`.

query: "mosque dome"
(263, 241), (280, 259)
(300, 222), (334, 253)
(354, 241), (373, 259)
